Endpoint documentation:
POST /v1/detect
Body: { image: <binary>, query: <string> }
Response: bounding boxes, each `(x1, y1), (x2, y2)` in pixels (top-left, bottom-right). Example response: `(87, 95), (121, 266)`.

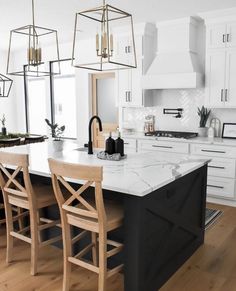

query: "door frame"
(91, 72), (118, 147)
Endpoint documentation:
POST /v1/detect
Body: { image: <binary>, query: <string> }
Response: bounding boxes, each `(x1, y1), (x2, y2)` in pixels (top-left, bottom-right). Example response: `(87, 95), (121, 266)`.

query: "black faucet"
(88, 115), (103, 155)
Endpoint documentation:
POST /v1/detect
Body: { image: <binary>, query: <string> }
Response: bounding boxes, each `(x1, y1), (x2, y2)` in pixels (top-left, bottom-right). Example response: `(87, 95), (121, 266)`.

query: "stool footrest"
(68, 256), (99, 274)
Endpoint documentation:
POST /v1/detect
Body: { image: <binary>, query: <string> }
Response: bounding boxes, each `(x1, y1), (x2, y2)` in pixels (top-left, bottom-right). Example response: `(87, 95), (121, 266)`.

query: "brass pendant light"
(7, 0), (60, 77)
(72, 0), (137, 71)
(0, 73), (13, 97)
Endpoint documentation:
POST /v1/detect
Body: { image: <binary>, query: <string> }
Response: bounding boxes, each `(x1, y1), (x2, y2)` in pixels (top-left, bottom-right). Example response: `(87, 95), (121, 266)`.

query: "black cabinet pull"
(221, 89), (224, 102)
(124, 142), (129, 145)
(225, 89), (228, 102)
(201, 149), (226, 154)
(208, 165), (225, 170)
(207, 184), (224, 189)
(227, 33), (230, 42)
(223, 34), (226, 43)
(152, 145), (173, 149)
(129, 91), (132, 102)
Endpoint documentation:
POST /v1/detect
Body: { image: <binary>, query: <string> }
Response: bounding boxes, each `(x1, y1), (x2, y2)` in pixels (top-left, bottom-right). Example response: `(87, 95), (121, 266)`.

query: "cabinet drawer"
(123, 138), (136, 149)
(191, 144), (236, 158)
(207, 176), (235, 199)
(208, 157), (236, 178)
(138, 140), (189, 154)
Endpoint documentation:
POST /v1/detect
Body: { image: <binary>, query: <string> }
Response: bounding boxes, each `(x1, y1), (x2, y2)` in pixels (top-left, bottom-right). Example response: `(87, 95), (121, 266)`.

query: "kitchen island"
(0, 141), (209, 291)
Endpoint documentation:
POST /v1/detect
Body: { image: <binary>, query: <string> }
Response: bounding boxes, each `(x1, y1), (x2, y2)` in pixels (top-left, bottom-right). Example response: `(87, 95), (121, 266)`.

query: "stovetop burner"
(145, 130), (198, 139)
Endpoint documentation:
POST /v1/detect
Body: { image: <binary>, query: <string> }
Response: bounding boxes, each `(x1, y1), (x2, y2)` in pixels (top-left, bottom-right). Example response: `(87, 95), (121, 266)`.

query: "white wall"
(0, 50), (17, 133)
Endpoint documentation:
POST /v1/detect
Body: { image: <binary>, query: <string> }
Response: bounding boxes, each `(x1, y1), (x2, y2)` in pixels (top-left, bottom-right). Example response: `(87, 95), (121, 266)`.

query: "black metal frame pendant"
(0, 73), (13, 97)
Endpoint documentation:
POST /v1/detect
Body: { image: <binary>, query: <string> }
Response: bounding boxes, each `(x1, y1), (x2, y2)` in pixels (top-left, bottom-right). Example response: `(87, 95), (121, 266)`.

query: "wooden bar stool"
(0, 201), (23, 226)
(0, 201), (6, 225)
(1, 191), (26, 229)
(0, 152), (61, 275)
(48, 158), (124, 291)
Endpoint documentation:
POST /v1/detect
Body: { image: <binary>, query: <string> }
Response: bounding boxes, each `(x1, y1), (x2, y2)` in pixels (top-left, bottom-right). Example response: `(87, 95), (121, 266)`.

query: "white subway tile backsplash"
(122, 89), (236, 133)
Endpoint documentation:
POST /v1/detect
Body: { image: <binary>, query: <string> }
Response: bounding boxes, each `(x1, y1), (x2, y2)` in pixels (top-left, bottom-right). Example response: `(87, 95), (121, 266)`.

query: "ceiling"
(0, 0), (236, 51)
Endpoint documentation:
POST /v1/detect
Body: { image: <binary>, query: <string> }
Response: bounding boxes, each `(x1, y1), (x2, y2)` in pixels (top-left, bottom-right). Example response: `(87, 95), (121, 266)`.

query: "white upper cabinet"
(226, 22), (236, 48)
(202, 9), (236, 108)
(205, 50), (226, 107)
(207, 24), (227, 49)
(116, 35), (137, 63)
(225, 49), (236, 107)
(116, 23), (156, 107)
(206, 22), (236, 49)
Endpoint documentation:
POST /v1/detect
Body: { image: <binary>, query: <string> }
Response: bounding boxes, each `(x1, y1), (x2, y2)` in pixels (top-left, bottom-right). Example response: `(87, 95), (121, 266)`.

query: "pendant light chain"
(32, 0), (37, 57)
(32, 0), (35, 28)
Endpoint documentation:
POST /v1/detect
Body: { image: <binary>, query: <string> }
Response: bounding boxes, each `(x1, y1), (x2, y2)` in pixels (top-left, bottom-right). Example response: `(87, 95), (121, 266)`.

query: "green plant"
(0, 114), (6, 127)
(0, 133), (29, 140)
(197, 106), (211, 128)
(45, 119), (65, 140)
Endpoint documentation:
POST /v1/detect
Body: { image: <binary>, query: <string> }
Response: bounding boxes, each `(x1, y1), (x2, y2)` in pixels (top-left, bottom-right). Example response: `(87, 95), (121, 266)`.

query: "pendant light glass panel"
(0, 73), (13, 97)
(7, 25), (60, 77)
(72, 4), (137, 71)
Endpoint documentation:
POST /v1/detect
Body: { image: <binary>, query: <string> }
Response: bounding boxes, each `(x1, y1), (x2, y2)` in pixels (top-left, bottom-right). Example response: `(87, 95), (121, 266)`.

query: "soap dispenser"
(115, 132), (124, 156)
(105, 132), (115, 155)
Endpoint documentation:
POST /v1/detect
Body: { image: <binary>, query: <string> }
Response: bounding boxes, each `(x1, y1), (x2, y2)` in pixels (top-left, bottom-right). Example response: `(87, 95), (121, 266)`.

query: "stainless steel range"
(145, 130), (198, 139)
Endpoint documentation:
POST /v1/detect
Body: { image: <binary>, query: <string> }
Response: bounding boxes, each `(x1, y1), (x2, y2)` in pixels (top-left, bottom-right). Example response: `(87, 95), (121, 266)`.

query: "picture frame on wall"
(222, 123), (236, 139)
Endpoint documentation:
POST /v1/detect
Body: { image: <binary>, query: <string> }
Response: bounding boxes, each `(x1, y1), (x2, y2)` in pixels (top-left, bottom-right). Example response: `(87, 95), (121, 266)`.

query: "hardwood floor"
(161, 203), (236, 291)
(0, 203), (235, 291)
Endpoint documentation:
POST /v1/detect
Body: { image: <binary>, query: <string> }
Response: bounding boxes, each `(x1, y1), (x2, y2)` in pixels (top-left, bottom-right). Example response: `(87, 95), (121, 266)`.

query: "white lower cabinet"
(207, 176), (235, 199)
(134, 138), (236, 202)
(138, 139), (189, 154)
(123, 138), (137, 153)
(191, 143), (236, 158)
(190, 144), (236, 200)
(207, 157), (236, 178)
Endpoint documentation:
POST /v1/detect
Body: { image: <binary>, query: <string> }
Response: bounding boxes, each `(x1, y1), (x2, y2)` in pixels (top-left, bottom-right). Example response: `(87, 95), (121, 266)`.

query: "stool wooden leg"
(6, 205), (14, 264)
(37, 210), (42, 244)
(63, 223), (72, 291)
(30, 214), (39, 276)
(92, 232), (98, 266)
(17, 207), (24, 231)
(98, 232), (107, 291)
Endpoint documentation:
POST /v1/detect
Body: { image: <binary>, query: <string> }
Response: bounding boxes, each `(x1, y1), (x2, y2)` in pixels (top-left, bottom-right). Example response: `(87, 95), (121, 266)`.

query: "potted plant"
(197, 106), (211, 137)
(45, 119), (65, 151)
(0, 114), (7, 136)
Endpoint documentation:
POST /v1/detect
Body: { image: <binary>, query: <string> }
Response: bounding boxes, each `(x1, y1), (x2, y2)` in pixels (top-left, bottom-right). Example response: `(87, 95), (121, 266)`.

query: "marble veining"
(0, 141), (209, 197)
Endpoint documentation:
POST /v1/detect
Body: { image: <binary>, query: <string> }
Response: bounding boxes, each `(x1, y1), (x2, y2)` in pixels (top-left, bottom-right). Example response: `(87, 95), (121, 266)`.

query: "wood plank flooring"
(0, 203), (235, 291)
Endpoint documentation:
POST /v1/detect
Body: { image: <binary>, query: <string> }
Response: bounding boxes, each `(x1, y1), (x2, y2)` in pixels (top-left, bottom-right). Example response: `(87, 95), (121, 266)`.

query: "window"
(26, 78), (47, 135)
(24, 60), (77, 139)
(51, 60), (77, 139)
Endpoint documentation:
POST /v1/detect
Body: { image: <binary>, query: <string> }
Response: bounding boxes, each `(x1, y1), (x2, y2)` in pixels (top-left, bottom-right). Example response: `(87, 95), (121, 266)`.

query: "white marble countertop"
(121, 132), (236, 147)
(0, 141), (209, 197)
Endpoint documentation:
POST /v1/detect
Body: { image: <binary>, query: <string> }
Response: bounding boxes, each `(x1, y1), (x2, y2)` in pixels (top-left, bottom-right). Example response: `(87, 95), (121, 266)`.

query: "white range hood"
(142, 17), (204, 89)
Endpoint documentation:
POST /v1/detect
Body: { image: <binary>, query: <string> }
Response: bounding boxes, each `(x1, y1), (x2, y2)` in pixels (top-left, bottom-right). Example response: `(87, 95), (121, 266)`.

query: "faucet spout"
(88, 115), (103, 155)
